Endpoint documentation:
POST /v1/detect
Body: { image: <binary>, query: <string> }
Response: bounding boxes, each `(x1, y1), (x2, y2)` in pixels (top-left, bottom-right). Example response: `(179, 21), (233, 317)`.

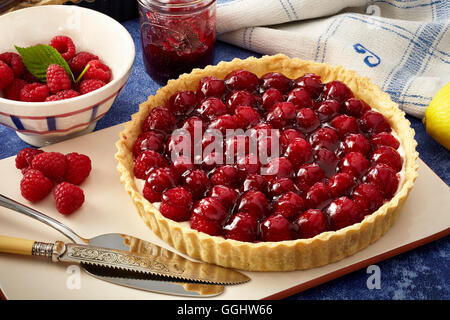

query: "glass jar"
(137, 0), (216, 85)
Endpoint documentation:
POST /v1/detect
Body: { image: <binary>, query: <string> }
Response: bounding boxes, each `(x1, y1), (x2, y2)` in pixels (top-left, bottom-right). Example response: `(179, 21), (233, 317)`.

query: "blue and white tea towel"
(216, 0), (450, 118)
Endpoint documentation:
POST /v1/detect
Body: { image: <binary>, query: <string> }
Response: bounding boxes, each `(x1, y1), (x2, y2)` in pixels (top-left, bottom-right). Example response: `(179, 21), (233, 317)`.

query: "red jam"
(138, 0), (216, 85)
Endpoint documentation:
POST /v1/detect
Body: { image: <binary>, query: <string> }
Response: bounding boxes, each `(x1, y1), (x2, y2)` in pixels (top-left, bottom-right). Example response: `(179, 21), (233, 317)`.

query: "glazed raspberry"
(263, 157), (294, 179)
(190, 213), (221, 236)
(183, 169), (211, 200)
(297, 108), (320, 133)
(180, 116), (206, 137)
(284, 138), (313, 168)
(294, 209), (328, 239)
(326, 196), (363, 230)
(370, 145), (402, 172)
(280, 129), (305, 153)
(261, 214), (292, 241)
(207, 185), (239, 210)
(83, 60), (112, 83)
(4, 78), (27, 101)
(296, 163), (326, 193)
(342, 98), (370, 118)
(352, 183), (384, 215)
(310, 127), (339, 151)
(223, 213), (258, 242)
(20, 83), (49, 102)
(168, 90), (197, 116)
(45, 89), (80, 102)
(266, 102), (297, 129)
(31, 152), (67, 182)
(360, 110), (391, 134)
(15, 148), (43, 170)
(143, 167), (176, 202)
(171, 155), (195, 181)
(226, 90), (259, 113)
(0, 60), (14, 90)
(293, 73), (324, 99)
(234, 105), (261, 129)
(208, 114), (237, 133)
(328, 172), (355, 197)
(273, 191), (305, 221)
(160, 187), (193, 222)
(236, 154), (261, 181)
(323, 80), (354, 102)
(260, 72), (292, 93)
(370, 132), (400, 150)
(225, 134), (250, 160)
(315, 99), (341, 121)
(257, 135), (278, 159)
(197, 97), (227, 121)
(224, 70), (259, 92)
(330, 114), (359, 138)
(201, 151), (224, 171)
(78, 79), (106, 95)
(241, 174), (268, 193)
(314, 148), (339, 177)
(46, 64), (72, 94)
(341, 133), (371, 156)
(49, 35), (76, 61)
(267, 177), (296, 198)
(338, 151), (370, 178)
(0, 52), (25, 78)
(237, 190), (269, 220)
(305, 181), (333, 210)
(261, 88), (284, 111)
(365, 163), (399, 198)
(69, 51), (99, 76)
(132, 131), (165, 156)
(192, 197), (228, 224)
(250, 123), (275, 140)
(286, 87), (313, 109)
(167, 133), (193, 159)
(53, 182), (84, 215)
(141, 106), (176, 134)
(210, 165), (239, 188)
(133, 150), (169, 179)
(64, 152), (91, 185)
(197, 76), (226, 99)
(20, 169), (53, 202)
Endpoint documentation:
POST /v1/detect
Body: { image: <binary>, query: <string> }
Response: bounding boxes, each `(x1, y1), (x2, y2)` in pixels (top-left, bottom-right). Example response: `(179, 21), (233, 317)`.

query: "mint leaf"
(15, 44), (75, 83)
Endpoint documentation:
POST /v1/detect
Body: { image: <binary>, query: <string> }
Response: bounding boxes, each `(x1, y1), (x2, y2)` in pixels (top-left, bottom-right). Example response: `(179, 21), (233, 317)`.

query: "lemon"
(423, 83), (450, 150)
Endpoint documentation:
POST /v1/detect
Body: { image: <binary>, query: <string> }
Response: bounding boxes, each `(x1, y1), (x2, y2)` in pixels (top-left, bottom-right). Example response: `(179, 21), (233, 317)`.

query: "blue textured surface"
(0, 18), (448, 300)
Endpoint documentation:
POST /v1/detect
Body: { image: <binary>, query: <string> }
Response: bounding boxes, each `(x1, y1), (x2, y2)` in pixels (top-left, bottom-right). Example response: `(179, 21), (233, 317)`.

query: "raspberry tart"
(116, 54), (418, 271)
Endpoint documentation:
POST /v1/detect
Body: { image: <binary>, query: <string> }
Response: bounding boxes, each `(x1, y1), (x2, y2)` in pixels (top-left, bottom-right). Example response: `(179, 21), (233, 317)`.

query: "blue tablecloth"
(0, 18), (448, 300)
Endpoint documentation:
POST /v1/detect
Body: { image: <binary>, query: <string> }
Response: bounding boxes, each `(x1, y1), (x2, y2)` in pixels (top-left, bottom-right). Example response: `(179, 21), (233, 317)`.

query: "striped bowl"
(0, 5), (135, 146)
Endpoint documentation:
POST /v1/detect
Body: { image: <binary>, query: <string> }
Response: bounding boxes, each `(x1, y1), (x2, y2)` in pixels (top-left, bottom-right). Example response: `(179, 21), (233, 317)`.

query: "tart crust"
(115, 54), (418, 271)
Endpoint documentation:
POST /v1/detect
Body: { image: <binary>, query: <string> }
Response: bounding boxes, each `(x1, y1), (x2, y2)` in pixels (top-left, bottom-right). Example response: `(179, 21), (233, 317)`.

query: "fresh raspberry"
(46, 64), (72, 94)
(53, 182), (85, 215)
(31, 152), (67, 182)
(64, 152), (92, 185)
(4, 78), (27, 101)
(20, 169), (53, 202)
(22, 69), (39, 83)
(78, 79), (106, 95)
(45, 89), (80, 102)
(49, 35), (76, 61)
(0, 60), (14, 90)
(83, 60), (112, 83)
(0, 52), (25, 78)
(69, 52), (99, 76)
(15, 148), (44, 170)
(20, 83), (49, 102)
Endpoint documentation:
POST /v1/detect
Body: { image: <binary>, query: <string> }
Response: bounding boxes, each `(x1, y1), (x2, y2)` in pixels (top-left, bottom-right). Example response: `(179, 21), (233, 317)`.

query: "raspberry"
(223, 213), (258, 242)
(53, 182), (85, 215)
(64, 152), (92, 185)
(31, 152), (67, 182)
(49, 35), (76, 61)
(45, 89), (80, 102)
(0, 60), (14, 90)
(160, 187), (193, 222)
(83, 60), (112, 83)
(78, 79), (106, 95)
(133, 150), (169, 179)
(0, 52), (25, 78)
(189, 213), (222, 236)
(15, 148), (44, 169)
(69, 52), (99, 76)
(46, 64), (72, 94)
(20, 169), (53, 202)
(4, 79), (27, 101)
(20, 83), (49, 102)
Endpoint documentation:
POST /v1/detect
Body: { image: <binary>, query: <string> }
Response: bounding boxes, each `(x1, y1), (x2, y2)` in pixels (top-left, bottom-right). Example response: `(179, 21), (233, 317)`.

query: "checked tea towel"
(216, 0), (450, 118)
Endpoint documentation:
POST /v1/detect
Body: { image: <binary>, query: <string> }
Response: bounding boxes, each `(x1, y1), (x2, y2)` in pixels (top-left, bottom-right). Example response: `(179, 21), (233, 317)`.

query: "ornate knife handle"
(0, 235), (66, 263)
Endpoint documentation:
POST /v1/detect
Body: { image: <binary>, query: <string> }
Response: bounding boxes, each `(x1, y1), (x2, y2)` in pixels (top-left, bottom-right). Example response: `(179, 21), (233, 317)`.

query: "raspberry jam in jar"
(138, 0), (216, 85)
